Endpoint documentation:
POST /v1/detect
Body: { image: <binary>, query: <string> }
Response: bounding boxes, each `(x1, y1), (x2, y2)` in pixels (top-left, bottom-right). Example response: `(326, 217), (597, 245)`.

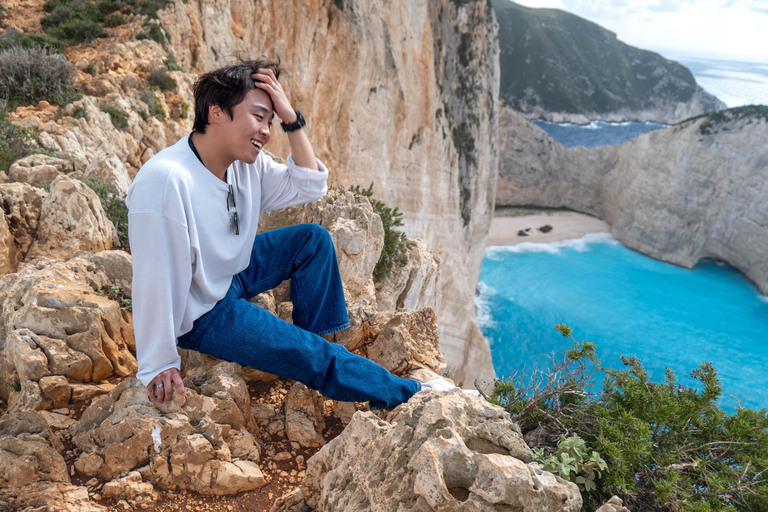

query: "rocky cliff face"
(497, 104), (768, 294)
(492, 0), (725, 125)
(158, 0), (500, 383)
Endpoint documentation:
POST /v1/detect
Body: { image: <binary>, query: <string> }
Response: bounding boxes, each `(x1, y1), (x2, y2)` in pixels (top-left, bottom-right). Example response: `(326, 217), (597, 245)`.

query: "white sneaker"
(421, 378), (481, 396)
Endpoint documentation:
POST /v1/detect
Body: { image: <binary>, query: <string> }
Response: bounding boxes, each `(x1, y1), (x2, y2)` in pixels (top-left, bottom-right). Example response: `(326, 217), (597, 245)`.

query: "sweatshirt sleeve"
(128, 212), (193, 386)
(259, 154), (329, 212)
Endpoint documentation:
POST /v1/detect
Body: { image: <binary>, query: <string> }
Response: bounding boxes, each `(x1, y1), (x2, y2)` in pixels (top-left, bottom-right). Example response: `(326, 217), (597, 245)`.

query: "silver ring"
(272, 81), (276, 87)
(156, 383), (164, 389)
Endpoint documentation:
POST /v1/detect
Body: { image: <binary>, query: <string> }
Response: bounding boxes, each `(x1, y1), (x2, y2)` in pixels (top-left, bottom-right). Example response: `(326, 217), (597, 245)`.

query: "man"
(126, 57), (430, 410)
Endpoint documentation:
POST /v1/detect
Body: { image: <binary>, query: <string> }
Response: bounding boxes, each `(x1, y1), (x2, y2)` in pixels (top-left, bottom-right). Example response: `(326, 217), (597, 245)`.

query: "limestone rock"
(285, 382), (326, 449)
(70, 378), (264, 494)
(1, 481), (107, 512)
(376, 238), (442, 313)
(0, 183), (47, 274)
(358, 307), (446, 377)
(497, 104), (768, 294)
(74, 453), (105, 477)
(597, 496), (631, 512)
(39, 375), (72, 408)
(7, 154), (74, 190)
(102, 471), (158, 510)
(25, 176), (119, 263)
(0, 251), (136, 409)
(288, 389), (579, 512)
(82, 152), (133, 198)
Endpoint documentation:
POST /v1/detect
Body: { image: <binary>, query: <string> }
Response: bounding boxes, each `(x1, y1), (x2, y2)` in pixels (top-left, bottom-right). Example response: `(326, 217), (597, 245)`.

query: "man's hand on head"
(252, 68), (296, 124)
(148, 367), (186, 404)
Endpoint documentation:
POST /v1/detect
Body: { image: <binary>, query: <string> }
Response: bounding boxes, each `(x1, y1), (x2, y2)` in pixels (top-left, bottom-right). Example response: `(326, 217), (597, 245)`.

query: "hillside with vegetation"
(491, 0), (725, 123)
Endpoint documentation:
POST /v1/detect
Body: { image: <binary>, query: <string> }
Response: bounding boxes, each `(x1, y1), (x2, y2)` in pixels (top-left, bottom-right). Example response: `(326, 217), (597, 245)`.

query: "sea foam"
(486, 232), (618, 259)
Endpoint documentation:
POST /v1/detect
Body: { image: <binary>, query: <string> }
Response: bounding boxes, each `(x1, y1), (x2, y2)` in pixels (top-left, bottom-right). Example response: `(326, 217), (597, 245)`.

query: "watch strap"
(280, 110), (306, 132)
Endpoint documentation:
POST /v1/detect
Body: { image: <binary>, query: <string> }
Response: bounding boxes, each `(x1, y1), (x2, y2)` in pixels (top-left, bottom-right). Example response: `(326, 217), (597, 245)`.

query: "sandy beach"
(486, 210), (611, 246)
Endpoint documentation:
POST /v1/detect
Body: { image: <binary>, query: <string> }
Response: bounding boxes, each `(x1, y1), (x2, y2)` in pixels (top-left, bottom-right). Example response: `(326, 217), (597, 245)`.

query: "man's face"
(221, 87), (274, 164)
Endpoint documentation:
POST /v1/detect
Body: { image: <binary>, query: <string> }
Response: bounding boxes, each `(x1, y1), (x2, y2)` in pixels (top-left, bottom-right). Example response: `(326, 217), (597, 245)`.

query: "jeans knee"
(302, 223), (333, 248)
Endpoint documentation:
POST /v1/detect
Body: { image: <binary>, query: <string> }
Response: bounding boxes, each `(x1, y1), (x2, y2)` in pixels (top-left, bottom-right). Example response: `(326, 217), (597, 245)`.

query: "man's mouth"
(251, 139), (264, 150)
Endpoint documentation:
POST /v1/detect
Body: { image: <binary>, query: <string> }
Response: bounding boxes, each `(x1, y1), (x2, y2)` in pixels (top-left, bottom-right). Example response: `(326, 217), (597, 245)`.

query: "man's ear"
(209, 103), (222, 124)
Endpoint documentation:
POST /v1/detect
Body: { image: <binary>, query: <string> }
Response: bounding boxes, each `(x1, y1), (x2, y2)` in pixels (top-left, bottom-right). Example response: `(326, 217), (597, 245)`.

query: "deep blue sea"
(477, 235), (768, 412)
(531, 120), (666, 148)
(482, 57), (768, 412)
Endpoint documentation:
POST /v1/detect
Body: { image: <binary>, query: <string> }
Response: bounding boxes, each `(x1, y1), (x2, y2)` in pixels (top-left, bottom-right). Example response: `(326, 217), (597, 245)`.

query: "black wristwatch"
(280, 110), (306, 132)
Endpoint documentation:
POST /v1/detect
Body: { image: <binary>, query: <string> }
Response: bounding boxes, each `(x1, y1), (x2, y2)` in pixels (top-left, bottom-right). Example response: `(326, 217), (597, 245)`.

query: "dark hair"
(192, 56), (281, 134)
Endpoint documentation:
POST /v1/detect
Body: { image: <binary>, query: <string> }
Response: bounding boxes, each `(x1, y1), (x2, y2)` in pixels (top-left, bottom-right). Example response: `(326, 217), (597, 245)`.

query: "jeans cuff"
(317, 322), (350, 337)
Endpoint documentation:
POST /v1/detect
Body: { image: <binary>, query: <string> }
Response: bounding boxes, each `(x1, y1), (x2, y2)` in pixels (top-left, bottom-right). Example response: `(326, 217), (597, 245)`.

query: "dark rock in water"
(517, 230), (529, 236)
(539, 225), (553, 233)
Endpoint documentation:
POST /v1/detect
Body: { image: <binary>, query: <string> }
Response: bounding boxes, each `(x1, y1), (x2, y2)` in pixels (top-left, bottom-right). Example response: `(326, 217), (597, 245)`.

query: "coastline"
(486, 210), (611, 246)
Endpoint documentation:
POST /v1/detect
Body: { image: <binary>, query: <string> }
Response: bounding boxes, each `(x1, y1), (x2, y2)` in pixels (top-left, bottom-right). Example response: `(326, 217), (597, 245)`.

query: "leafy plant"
(0, 29), (66, 53)
(148, 67), (176, 91)
(349, 183), (413, 281)
(136, 22), (165, 45)
(164, 53), (181, 71)
(488, 324), (768, 511)
(0, 108), (42, 173)
(97, 285), (131, 310)
(85, 175), (128, 246)
(140, 88), (166, 121)
(98, 102), (128, 129)
(533, 434), (607, 492)
(0, 46), (75, 107)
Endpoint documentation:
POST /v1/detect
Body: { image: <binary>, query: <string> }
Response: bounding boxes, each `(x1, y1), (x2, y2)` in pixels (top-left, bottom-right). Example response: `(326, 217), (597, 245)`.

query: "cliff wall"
(497, 104), (768, 294)
(492, 0), (725, 125)
(157, 0), (499, 383)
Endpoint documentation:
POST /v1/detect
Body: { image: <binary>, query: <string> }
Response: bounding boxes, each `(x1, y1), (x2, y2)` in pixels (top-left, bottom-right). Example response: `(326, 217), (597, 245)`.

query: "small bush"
(148, 68), (176, 91)
(0, 109), (42, 173)
(140, 88), (166, 121)
(349, 183), (413, 281)
(98, 103), (128, 129)
(103, 13), (125, 26)
(0, 29), (66, 53)
(180, 101), (189, 119)
(84, 62), (97, 75)
(85, 175), (128, 246)
(164, 53), (181, 71)
(490, 324), (768, 511)
(136, 22), (165, 45)
(0, 46), (75, 107)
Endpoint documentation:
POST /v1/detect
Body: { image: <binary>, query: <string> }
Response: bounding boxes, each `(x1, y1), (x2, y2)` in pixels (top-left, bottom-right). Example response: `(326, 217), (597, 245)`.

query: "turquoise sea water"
(531, 120), (666, 148)
(477, 234), (768, 412)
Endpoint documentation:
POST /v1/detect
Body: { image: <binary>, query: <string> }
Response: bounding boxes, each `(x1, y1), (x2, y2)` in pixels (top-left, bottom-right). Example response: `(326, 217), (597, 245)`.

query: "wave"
(474, 281), (497, 329)
(486, 232), (619, 259)
(534, 120), (668, 129)
(758, 294), (768, 304)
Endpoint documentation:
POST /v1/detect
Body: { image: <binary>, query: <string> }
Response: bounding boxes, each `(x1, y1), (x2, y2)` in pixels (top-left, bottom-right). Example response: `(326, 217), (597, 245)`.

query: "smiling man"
(126, 57), (424, 410)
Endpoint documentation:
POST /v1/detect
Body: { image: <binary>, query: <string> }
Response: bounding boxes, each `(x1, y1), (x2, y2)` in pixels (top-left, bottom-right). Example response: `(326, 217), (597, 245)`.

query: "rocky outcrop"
(0, 251), (135, 411)
(159, 0), (499, 384)
(492, 0), (725, 124)
(497, 104), (768, 294)
(272, 389), (581, 512)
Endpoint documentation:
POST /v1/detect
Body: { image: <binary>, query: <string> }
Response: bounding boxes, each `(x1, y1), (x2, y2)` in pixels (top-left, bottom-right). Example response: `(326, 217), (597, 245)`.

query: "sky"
(511, 0), (768, 63)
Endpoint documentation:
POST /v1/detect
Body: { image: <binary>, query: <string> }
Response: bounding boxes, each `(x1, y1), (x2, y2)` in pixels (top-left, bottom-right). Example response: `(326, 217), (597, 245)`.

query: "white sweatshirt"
(126, 135), (329, 385)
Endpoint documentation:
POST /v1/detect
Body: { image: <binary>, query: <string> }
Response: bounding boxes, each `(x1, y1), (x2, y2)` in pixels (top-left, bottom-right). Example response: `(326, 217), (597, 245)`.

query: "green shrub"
(136, 22), (165, 45)
(349, 183), (413, 281)
(0, 46), (75, 107)
(84, 175), (128, 246)
(164, 53), (181, 71)
(0, 109), (42, 173)
(98, 102), (128, 129)
(180, 101), (189, 119)
(41, 0), (105, 44)
(0, 29), (66, 53)
(490, 324), (768, 511)
(140, 88), (166, 121)
(103, 13), (125, 26)
(84, 62), (96, 75)
(148, 68), (176, 91)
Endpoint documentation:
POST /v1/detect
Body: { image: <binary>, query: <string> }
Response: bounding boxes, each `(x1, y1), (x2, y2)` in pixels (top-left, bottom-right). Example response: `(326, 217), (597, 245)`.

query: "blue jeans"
(177, 223), (421, 410)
